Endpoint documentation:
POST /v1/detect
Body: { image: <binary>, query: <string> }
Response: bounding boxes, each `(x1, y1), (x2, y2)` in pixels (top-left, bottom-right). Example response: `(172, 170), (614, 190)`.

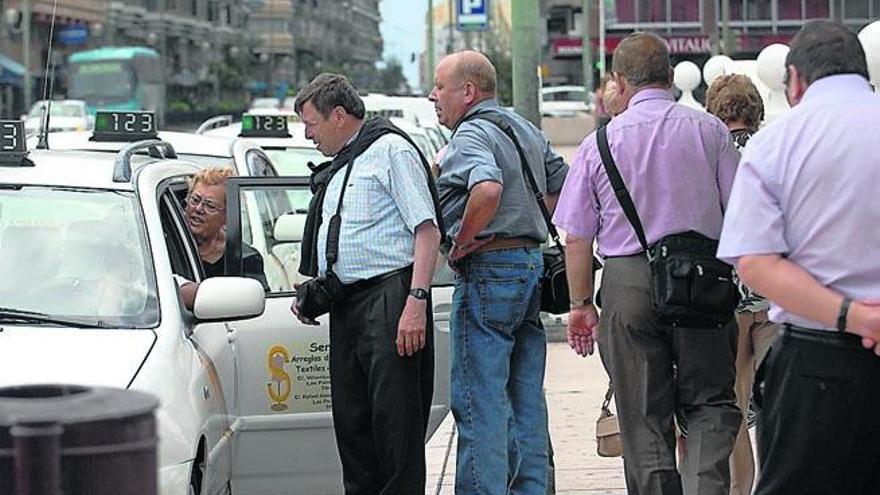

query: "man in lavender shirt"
(717, 21), (880, 494)
(553, 33), (741, 495)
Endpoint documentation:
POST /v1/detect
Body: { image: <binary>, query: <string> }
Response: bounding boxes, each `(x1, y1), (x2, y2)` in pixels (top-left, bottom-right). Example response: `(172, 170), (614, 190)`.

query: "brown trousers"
(598, 255), (741, 495)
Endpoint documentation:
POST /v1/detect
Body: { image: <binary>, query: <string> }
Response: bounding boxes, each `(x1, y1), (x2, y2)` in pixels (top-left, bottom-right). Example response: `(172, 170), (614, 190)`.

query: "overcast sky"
(380, 0), (428, 90)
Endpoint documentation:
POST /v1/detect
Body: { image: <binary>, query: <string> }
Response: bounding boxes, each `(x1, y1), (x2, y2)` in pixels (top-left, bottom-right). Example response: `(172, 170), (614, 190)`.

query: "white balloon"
(756, 43), (790, 91)
(703, 55), (734, 87)
(673, 61), (701, 92)
(859, 20), (880, 85)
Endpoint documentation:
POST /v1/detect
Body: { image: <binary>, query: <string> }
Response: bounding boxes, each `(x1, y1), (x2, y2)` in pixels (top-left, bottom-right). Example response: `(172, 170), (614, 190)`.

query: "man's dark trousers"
(329, 266), (435, 495)
(598, 255), (741, 495)
(754, 326), (880, 495)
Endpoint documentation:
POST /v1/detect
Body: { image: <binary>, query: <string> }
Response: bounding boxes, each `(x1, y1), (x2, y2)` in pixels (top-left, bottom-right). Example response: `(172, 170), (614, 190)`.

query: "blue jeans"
(451, 247), (548, 495)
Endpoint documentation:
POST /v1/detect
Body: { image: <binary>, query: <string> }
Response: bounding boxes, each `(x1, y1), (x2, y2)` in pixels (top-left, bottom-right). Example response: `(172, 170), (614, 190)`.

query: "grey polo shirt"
(437, 99), (568, 243)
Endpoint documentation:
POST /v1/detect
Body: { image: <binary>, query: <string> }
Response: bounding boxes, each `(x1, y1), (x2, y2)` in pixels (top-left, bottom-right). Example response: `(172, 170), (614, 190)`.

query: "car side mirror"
(193, 277), (265, 321)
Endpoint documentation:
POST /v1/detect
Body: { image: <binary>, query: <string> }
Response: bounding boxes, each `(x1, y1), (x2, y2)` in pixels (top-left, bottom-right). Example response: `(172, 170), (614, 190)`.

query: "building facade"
(288, 0), (383, 91)
(544, 0), (879, 87)
(419, 0), (512, 92)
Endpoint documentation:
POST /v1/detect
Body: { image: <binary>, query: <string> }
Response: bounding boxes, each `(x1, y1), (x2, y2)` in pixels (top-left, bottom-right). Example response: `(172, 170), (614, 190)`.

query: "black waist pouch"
(649, 231), (739, 327)
(296, 271), (346, 320)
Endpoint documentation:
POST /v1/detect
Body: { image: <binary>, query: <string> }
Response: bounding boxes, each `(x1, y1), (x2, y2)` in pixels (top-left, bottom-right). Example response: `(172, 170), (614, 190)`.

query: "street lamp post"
(4, 1), (33, 111)
(22, 0), (30, 110)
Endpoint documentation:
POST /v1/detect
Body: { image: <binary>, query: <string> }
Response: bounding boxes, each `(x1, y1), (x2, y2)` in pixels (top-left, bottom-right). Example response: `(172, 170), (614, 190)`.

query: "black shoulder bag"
(464, 112), (572, 314)
(295, 161), (354, 320)
(596, 125), (738, 328)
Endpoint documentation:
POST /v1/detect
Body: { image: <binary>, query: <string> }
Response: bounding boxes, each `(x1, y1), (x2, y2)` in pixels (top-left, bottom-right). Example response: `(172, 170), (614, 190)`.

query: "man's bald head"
(440, 50), (497, 96)
(430, 50), (497, 129)
(611, 32), (672, 88)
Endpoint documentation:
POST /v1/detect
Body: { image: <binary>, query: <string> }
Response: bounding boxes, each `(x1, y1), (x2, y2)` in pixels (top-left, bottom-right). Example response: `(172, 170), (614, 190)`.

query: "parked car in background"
(540, 85), (594, 117)
(22, 99), (92, 134)
(248, 97), (282, 113)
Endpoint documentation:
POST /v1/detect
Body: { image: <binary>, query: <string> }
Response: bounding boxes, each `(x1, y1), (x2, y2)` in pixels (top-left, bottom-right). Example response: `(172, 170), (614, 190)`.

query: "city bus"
(68, 47), (165, 124)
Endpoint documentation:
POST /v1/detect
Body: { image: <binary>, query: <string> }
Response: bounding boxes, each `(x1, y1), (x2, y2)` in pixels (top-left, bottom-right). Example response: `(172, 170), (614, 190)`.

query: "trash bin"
(0, 384), (159, 495)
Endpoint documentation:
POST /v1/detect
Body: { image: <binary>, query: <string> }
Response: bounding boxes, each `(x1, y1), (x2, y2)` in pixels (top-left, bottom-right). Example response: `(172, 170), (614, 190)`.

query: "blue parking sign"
(457, 0), (489, 32)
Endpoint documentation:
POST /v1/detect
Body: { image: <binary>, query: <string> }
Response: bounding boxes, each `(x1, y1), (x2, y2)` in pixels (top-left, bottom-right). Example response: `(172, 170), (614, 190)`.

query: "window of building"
(637, 0), (667, 23)
(167, 0), (177, 11)
(547, 7), (570, 36)
(146, 0), (158, 11)
(729, 0), (744, 21)
(844, 0), (870, 18)
(805, 0), (831, 18)
(191, 0), (198, 17)
(616, 0), (635, 22)
(670, 0), (699, 22)
(746, 0), (772, 20)
(777, 0), (802, 20)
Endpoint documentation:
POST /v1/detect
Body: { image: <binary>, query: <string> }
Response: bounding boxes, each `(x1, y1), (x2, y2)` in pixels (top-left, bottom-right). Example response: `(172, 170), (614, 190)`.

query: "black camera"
(295, 271), (346, 320)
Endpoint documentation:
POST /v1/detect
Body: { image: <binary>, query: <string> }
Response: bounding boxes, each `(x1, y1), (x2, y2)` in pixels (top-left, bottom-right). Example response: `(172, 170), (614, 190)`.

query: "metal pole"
(22, 0), (31, 109)
(511, 0), (540, 127)
(598, 0), (606, 77)
(427, 0), (434, 87)
(703, 0), (720, 55)
(582, 0), (592, 93)
(447, 0), (453, 53)
(721, 0), (731, 55)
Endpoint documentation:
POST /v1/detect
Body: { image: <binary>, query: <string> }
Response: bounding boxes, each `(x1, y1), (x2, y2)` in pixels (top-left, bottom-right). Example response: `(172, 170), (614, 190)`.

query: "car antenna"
(35, 0), (59, 150)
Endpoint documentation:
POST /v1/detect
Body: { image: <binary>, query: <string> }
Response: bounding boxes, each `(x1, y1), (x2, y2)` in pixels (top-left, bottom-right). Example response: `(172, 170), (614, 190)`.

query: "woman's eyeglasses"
(187, 194), (224, 214)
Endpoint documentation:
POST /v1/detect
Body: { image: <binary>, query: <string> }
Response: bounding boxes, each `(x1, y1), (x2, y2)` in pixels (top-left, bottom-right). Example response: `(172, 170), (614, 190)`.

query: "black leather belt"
(344, 265), (412, 295)
(783, 323), (862, 348)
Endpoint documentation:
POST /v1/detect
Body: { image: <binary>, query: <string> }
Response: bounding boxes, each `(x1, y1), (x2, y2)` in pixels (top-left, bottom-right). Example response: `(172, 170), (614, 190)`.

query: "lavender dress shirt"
(553, 88), (739, 257)
(717, 74), (880, 330)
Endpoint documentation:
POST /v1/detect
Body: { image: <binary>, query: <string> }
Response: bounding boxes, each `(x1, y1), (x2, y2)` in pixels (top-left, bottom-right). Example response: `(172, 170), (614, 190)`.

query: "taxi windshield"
(0, 186), (158, 328)
(263, 147), (324, 176)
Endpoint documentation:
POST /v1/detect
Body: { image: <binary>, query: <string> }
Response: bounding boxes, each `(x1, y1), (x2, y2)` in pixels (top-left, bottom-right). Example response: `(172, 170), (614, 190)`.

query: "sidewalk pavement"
(425, 342), (628, 494)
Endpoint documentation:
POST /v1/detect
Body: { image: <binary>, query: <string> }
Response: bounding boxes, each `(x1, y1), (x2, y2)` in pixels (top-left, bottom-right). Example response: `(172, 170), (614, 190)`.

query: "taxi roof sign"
(239, 114), (291, 138)
(0, 120), (32, 166)
(91, 111), (158, 142)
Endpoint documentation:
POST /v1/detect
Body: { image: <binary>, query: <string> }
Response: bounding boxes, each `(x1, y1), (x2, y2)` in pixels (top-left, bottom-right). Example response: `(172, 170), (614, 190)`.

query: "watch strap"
(837, 297), (852, 332)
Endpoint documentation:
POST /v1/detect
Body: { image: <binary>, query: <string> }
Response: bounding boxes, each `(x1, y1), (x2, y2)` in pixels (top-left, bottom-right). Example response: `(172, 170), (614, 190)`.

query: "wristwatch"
(570, 296), (593, 309)
(837, 297), (852, 332)
(409, 288), (429, 301)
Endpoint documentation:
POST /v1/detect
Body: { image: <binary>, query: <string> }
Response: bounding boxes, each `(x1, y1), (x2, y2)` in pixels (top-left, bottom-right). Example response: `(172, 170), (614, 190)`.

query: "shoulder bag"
(595, 125), (738, 328)
(463, 111), (573, 314)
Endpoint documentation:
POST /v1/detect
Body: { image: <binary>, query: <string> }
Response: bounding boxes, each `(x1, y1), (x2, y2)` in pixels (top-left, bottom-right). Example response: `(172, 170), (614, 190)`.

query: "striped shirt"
(317, 133), (437, 284)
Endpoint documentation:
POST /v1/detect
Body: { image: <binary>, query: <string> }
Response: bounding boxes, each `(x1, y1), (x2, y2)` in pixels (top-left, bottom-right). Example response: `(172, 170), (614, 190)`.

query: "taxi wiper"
(0, 307), (113, 329)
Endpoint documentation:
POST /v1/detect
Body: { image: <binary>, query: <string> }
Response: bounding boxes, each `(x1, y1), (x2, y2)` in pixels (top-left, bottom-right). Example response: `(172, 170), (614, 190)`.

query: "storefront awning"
(0, 53), (26, 87)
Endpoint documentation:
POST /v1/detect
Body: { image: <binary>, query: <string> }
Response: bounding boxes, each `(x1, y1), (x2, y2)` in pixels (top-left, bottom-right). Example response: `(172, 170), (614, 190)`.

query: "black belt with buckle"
(783, 323), (862, 348)
(344, 265), (413, 295)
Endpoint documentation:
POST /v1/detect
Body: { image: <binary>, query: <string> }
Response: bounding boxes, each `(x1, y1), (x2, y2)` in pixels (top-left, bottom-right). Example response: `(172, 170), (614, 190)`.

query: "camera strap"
(324, 158), (356, 275)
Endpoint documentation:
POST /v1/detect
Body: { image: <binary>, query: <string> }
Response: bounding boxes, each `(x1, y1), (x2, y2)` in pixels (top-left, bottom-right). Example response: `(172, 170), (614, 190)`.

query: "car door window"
(225, 177), (312, 294)
(158, 183), (201, 282)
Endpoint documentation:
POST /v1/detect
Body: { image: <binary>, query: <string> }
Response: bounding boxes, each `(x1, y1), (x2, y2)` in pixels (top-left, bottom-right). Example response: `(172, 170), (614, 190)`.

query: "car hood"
(0, 326), (156, 389)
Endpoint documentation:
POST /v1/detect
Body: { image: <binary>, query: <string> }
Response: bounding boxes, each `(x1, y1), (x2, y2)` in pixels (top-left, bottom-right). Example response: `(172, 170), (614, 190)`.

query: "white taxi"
(0, 115), (451, 494)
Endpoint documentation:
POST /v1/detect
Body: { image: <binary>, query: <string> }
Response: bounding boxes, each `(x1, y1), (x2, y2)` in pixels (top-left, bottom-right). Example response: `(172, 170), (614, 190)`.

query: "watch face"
(409, 288), (429, 300)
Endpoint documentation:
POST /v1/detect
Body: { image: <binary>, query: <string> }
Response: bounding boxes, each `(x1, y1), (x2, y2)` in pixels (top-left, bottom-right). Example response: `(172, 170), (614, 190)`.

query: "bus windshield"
(69, 61), (135, 105)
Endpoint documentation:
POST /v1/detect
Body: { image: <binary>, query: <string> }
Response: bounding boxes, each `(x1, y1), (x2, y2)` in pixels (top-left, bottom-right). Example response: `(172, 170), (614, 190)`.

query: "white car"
(6, 115), (452, 494)
(540, 85), (594, 117)
(22, 99), (92, 134)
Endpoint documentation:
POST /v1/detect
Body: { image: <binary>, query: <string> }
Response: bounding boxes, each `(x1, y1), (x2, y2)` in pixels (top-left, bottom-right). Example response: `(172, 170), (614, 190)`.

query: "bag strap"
(596, 125), (649, 254)
(462, 111), (562, 249)
(324, 159), (356, 273)
(601, 381), (614, 413)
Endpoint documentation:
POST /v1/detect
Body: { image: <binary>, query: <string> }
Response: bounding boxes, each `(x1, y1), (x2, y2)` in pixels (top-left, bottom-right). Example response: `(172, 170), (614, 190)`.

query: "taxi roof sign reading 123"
(457, 0), (489, 32)
(240, 114), (291, 138)
(92, 111), (158, 142)
(0, 120), (31, 166)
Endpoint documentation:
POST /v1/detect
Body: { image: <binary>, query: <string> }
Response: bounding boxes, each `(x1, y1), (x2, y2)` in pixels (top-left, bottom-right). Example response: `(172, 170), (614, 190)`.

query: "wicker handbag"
(596, 382), (623, 457)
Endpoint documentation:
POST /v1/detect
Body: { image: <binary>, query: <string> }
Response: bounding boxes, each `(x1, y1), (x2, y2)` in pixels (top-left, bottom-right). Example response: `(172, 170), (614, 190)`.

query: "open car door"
(223, 177), (450, 494)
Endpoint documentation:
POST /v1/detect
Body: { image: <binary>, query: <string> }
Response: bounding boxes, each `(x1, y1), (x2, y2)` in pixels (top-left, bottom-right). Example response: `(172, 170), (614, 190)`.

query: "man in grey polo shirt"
(718, 21), (880, 494)
(429, 50), (568, 495)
